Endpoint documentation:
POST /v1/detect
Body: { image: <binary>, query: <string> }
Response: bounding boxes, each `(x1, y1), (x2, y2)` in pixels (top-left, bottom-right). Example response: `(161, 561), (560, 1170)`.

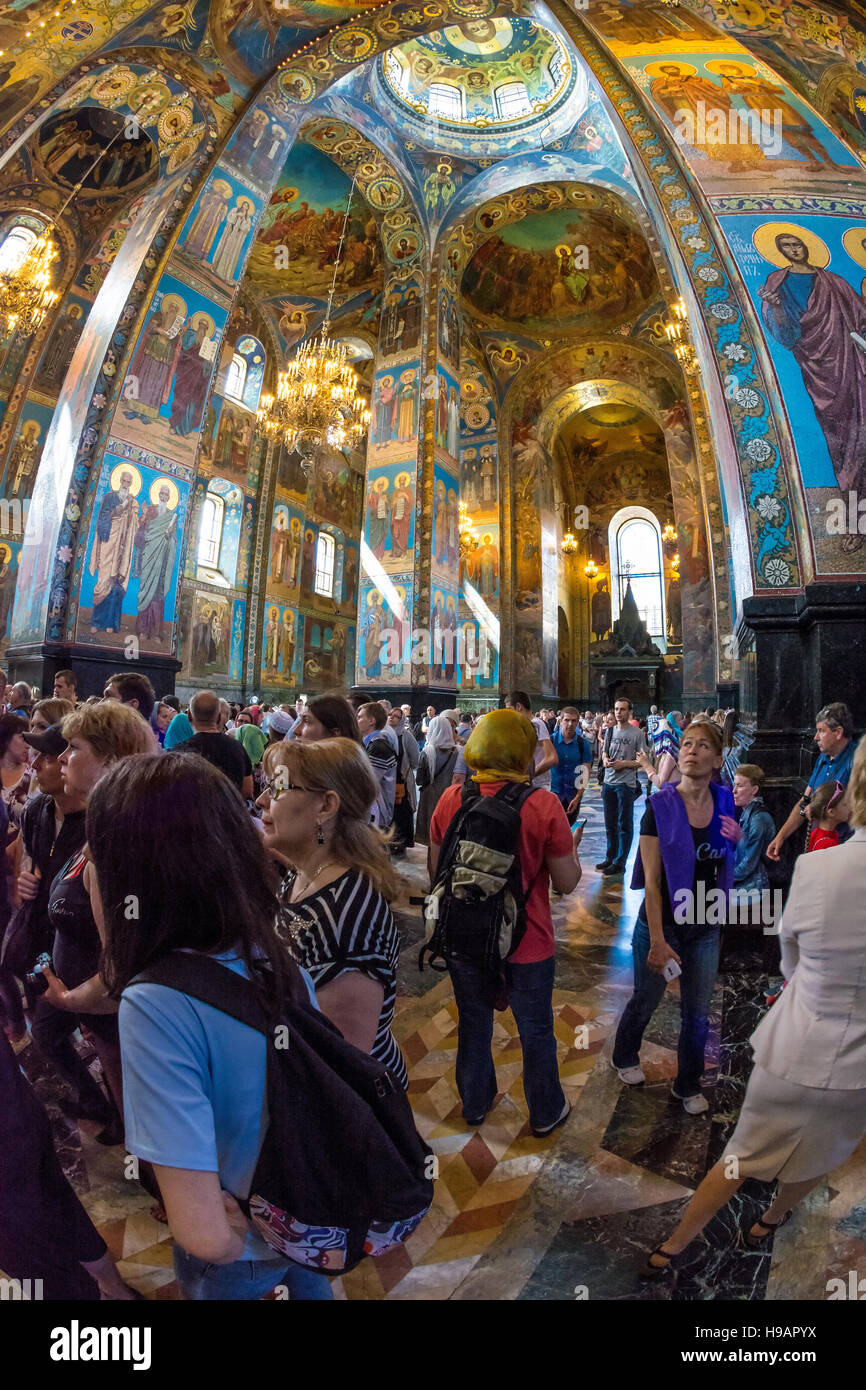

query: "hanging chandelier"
(584, 557), (599, 579)
(0, 229), (60, 337)
(662, 521), (678, 545)
(458, 500), (479, 560)
(0, 102), (163, 340)
(256, 172), (370, 468)
(560, 531), (578, 556)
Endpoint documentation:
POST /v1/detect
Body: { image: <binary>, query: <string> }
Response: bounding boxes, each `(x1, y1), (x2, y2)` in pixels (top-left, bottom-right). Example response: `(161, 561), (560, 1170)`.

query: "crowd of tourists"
(1, 666), (863, 1298)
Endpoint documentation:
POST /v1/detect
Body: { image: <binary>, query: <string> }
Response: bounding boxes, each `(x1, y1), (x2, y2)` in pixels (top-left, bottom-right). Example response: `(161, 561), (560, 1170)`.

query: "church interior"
(2, 0), (866, 1319)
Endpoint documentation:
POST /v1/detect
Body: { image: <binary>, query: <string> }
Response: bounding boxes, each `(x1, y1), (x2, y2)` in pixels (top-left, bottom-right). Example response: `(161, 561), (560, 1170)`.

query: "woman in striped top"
(258, 736), (407, 1088)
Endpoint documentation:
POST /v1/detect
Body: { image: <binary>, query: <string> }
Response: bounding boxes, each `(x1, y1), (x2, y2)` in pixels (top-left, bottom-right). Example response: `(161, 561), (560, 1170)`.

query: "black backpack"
(419, 780), (538, 975)
(131, 952), (433, 1274)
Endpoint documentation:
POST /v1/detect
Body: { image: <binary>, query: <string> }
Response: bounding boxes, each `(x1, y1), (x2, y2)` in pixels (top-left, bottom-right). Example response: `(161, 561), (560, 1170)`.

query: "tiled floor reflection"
(17, 782), (866, 1300)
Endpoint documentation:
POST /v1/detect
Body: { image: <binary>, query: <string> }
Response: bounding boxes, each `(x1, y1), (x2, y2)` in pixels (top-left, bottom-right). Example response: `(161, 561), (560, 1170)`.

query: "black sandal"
(744, 1211), (791, 1248)
(640, 1243), (678, 1277)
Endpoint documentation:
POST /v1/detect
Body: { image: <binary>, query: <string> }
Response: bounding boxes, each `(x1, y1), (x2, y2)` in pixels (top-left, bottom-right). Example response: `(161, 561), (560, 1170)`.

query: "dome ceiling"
(381, 18), (573, 131)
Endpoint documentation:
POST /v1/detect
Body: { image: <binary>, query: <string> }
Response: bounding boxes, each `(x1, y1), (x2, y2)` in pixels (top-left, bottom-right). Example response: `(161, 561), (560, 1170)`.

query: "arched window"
(198, 492), (225, 570)
(0, 224), (38, 276)
(549, 48), (567, 88)
(608, 506), (666, 649)
(314, 530), (335, 597)
(428, 83), (462, 121)
(495, 81), (531, 120)
(224, 352), (247, 404)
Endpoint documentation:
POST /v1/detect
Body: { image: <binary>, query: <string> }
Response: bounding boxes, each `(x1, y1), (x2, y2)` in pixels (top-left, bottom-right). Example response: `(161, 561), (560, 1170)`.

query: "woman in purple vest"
(612, 720), (736, 1115)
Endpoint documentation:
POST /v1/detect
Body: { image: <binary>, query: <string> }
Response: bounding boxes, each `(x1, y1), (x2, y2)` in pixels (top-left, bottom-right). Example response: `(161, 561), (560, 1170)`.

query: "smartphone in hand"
(662, 958), (682, 982)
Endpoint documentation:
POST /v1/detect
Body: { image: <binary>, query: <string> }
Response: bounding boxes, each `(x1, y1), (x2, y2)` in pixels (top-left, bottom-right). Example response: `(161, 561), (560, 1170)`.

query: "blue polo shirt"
(550, 730), (592, 801)
(809, 740), (855, 793)
(810, 739), (855, 840)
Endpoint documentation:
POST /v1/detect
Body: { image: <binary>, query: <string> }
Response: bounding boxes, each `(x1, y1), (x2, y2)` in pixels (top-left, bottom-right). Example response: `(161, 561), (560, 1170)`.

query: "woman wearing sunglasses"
(257, 737), (407, 1087)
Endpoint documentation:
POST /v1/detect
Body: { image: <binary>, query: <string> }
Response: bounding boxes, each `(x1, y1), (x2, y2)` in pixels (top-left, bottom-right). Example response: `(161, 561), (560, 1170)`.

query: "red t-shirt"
(429, 781), (574, 962)
(807, 825), (839, 852)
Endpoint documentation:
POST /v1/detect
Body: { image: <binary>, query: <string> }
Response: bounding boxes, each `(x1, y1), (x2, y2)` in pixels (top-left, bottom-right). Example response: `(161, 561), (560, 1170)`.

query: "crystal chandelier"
(458, 500), (479, 560)
(662, 522), (678, 545)
(0, 229), (60, 336)
(560, 531), (578, 556)
(584, 557), (599, 579)
(0, 111), (163, 339)
(256, 173), (371, 467)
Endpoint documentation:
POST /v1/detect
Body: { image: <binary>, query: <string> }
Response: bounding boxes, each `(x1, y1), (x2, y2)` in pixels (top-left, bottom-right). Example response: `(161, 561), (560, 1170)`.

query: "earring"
(316, 822), (325, 845)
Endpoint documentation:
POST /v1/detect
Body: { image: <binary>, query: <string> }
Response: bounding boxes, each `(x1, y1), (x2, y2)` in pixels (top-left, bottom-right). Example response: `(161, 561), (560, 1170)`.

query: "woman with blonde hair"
(29, 697), (75, 737)
(642, 733), (866, 1276)
(258, 736), (407, 1086)
(34, 702), (155, 1144)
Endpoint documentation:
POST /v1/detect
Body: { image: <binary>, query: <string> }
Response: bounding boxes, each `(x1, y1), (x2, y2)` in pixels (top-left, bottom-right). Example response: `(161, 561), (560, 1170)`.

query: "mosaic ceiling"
(381, 17), (572, 130)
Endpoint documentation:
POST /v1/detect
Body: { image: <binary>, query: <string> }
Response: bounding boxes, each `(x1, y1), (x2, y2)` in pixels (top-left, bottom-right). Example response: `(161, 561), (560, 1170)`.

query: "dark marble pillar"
(7, 643), (180, 701)
(736, 584), (866, 873)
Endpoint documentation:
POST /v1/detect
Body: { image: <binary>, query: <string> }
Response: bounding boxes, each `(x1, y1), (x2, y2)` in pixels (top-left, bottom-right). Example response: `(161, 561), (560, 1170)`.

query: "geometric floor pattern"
(335, 984), (609, 1300)
(11, 781), (866, 1299)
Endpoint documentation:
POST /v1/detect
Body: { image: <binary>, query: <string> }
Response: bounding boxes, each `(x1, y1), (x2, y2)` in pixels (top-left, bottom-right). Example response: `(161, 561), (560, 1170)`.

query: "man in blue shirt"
(550, 706), (593, 825)
(767, 702), (856, 860)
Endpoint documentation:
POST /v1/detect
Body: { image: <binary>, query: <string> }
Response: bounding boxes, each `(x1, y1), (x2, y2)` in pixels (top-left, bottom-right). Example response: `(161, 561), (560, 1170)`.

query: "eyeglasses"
(262, 778), (311, 801)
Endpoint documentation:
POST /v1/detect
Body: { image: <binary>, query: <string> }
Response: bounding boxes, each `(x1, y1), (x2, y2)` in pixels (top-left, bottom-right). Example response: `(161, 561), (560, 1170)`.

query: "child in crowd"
(806, 781), (849, 852)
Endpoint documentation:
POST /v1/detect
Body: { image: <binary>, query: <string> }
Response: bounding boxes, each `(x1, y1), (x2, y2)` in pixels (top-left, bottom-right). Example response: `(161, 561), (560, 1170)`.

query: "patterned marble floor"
(15, 780), (866, 1300)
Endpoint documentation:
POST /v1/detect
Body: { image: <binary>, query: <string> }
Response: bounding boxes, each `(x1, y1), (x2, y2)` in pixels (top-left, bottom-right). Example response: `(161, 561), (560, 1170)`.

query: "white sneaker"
(614, 1063), (646, 1086)
(671, 1087), (708, 1115)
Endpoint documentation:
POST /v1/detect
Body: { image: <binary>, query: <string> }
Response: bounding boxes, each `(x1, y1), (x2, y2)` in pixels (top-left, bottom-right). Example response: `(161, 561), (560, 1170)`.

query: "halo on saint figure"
(752, 221), (830, 268)
(159, 292), (186, 324)
(433, 589), (444, 607)
(191, 310), (216, 338)
(704, 59), (755, 77)
(396, 471), (411, 486)
(109, 462), (143, 496)
(269, 605), (279, 619)
(447, 488), (457, 503)
(150, 477), (179, 510)
(643, 60), (698, 79)
(166, 137), (198, 175)
(400, 368), (416, 383)
(0, 543), (11, 564)
(379, 374), (394, 388)
(236, 196), (255, 214)
(375, 476), (390, 492)
(554, 244), (571, 259)
(393, 584), (406, 603)
(290, 515), (301, 529)
(212, 178), (233, 199)
(841, 226), (866, 268)
(482, 532), (492, 544)
(366, 589), (381, 606)
(445, 595), (456, 610)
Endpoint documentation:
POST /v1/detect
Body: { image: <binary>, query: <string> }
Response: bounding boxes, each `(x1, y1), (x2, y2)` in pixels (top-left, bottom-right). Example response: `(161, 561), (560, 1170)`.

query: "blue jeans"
(174, 1245), (334, 1301)
(612, 915), (720, 1097)
(602, 781), (637, 869)
(448, 956), (565, 1131)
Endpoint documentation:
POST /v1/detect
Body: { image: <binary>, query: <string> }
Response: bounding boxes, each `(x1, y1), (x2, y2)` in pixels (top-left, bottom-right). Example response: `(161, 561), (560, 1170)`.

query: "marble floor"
(16, 781), (866, 1300)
